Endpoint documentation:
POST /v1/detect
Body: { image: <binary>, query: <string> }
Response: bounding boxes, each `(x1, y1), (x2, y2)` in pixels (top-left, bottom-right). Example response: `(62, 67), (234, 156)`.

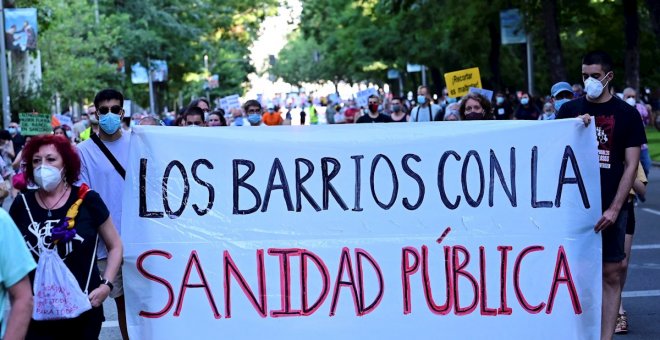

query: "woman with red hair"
(8, 134), (122, 339)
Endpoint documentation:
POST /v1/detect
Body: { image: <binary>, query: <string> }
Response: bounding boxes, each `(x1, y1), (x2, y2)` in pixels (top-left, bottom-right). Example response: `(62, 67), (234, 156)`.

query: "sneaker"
(615, 312), (628, 334)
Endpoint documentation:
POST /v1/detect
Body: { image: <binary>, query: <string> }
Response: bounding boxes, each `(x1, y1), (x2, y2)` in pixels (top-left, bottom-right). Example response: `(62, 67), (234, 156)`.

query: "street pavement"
(616, 166), (660, 339)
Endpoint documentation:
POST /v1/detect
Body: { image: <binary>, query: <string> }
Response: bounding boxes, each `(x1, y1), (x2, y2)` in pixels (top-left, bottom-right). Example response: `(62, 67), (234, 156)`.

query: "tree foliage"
(7, 0), (277, 114)
(274, 0), (660, 97)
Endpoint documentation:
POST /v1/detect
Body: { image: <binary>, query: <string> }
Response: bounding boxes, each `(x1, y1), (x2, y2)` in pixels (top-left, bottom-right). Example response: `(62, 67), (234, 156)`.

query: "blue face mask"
(99, 113), (121, 134)
(417, 95), (426, 104)
(521, 98), (529, 105)
(554, 98), (569, 111)
(8, 127), (16, 135)
(234, 116), (244, 126)
(496, 97), (504, 105)
(247, 114), (262, 125)
(447, 97), (457, 104)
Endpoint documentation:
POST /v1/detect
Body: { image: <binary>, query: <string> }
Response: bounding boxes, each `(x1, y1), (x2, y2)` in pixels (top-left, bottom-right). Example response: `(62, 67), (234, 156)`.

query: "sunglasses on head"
(97, 105), (123, 115)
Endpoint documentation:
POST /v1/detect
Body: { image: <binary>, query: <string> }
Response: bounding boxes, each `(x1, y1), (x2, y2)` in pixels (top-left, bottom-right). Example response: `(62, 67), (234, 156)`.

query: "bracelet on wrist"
(101, 278), (114, 291)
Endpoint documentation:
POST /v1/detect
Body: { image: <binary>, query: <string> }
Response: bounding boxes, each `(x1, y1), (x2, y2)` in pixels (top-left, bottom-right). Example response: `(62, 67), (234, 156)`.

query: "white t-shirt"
(410, 104), (441, 122)
(77, 132), (130, 259)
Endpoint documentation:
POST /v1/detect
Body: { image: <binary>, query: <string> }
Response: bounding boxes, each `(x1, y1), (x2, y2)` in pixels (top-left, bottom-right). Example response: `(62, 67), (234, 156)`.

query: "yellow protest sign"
(444, 67), (482, 98)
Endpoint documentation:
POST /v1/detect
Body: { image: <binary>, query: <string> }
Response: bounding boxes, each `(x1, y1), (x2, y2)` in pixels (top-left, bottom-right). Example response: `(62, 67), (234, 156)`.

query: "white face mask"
(625, 97), (636, 106)
(584, 73), (610, 99)
(34, 165), (64, 192)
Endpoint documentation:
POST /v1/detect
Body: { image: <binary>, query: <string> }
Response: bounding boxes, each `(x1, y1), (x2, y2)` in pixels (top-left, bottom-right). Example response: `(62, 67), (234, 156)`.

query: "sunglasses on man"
(97, 105), (123, 115)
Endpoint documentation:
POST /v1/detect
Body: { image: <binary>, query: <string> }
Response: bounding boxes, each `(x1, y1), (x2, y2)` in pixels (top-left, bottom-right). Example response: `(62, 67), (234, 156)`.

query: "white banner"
(122, 121), (602, 339)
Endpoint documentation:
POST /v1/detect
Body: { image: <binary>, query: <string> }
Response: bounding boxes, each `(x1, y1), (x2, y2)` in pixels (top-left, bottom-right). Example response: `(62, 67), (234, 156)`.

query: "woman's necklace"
(38, 186), (69, 217)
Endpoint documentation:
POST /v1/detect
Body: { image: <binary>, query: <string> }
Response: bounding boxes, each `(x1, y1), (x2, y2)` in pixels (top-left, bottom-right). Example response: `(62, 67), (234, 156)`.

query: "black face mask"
(464, 112), (484, 121)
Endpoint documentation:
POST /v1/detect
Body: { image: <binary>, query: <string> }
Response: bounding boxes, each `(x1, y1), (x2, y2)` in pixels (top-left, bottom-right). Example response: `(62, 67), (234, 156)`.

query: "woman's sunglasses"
(97, 105), (123, 115)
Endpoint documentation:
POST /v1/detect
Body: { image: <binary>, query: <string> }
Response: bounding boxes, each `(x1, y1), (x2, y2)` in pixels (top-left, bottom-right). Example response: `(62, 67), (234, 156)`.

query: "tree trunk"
(488, 19), (502, 91)
(429, 66), (443, 95)
(624, 0), (640, 92)
(645, 0), (660, 46)
(541, 0), (567, 84)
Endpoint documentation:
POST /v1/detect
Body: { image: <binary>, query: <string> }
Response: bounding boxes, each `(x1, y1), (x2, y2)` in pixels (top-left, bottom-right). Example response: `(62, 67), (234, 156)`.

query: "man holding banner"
(557, 51), (646, 340)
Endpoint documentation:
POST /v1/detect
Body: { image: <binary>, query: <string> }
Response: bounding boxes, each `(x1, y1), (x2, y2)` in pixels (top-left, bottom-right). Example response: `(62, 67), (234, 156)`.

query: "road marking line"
(102, 320), (119, 328)
(641, 208), (660, 216)
(632, 244), (660, 250)
(622, 290), (660, 298)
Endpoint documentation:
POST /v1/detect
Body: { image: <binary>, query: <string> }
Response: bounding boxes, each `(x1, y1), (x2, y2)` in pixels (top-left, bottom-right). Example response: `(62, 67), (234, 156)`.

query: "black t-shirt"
(9, 186), (110, 292)
(495, 103), (513, 120)
(12, 134), (25, 157)
(515, 104), (541, 120)
(557, 96), (647, 210)
(356, 113), (394, 123)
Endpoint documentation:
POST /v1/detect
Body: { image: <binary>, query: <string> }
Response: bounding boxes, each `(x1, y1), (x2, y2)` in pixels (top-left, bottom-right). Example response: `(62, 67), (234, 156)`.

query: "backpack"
(21, 192), (96, 320)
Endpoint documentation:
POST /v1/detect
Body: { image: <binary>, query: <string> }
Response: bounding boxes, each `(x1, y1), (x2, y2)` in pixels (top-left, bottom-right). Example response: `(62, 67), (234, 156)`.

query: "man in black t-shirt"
(356, 95), (394, 124)
(557, 51), (646, 340)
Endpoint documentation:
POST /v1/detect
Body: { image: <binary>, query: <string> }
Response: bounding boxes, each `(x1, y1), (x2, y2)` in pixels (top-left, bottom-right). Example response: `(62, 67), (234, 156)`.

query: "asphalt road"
(98, 167), (660, 339)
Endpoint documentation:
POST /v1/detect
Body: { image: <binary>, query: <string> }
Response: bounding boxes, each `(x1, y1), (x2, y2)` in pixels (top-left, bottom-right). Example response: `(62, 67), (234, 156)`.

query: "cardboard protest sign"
(355, 88), (377, 108)
(19, 112), (51, 135)
(123, 121), (601, 339)
(469, 87), (494, 101)
(220, 94), (241, 112)
(444, 68), (482, 98)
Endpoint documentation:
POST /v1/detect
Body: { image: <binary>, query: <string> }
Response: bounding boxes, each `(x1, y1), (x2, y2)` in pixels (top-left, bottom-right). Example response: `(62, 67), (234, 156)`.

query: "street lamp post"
(0, 2), (12, 128)
(204, 54), (210, 101)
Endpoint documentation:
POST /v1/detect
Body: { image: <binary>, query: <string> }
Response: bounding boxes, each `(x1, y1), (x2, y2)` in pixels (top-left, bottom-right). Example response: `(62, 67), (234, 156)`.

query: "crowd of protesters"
(0, 50), (653, 340)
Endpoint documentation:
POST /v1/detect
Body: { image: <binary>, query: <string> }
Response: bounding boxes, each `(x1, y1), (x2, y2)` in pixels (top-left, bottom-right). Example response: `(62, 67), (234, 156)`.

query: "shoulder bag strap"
(428, 105), (433, 121)
(83, 234), (99, 295)
(21, 193), (36, 226)
(90, 133), (125, 179)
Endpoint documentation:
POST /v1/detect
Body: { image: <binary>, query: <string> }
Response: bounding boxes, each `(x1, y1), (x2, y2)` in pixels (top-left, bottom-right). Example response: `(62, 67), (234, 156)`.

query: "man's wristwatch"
(101, 279), (114, 291)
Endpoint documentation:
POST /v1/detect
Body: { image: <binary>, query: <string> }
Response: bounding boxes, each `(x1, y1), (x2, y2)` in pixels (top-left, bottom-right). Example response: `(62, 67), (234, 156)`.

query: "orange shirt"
(262, 112), (283, 126)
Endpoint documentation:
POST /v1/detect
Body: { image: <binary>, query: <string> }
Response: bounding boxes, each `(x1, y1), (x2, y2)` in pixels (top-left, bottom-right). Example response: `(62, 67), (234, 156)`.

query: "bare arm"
(595, 146), (640, 232)
(11, 150), (22, 170)
(4, 276), (33, 340)
(88, 216), (123, 307)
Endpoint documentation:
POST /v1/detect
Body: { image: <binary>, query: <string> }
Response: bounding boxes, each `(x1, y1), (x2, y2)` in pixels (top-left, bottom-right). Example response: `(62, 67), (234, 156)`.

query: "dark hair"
(582, 51), (613, 73)
(208, 110), (227, 126)
(0, 129), (11, 141)
(94, 88), (124, 108)
(391, 96), (403, 102)
(22, 134), (81, 186)
(368, 94), (379, 100)
(243, 99), (262, 112)
(189, 98), (210, 110)
(52, 126), (65, 135)
(184, 106), (205, 121)
(459, 93), (493, 120)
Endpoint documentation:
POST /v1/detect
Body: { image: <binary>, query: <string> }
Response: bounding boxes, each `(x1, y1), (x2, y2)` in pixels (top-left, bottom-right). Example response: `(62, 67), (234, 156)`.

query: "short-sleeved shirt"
(410, 104), (441, 122)
(0, 209), (37, 336)
(557, 96), (647, 210)
(9, 187), (110, 293)
(77, 132), (130, 259)
(515, 104), (541, 120)
(356, 113), (394, 123)
(262, 112), (283, 126)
